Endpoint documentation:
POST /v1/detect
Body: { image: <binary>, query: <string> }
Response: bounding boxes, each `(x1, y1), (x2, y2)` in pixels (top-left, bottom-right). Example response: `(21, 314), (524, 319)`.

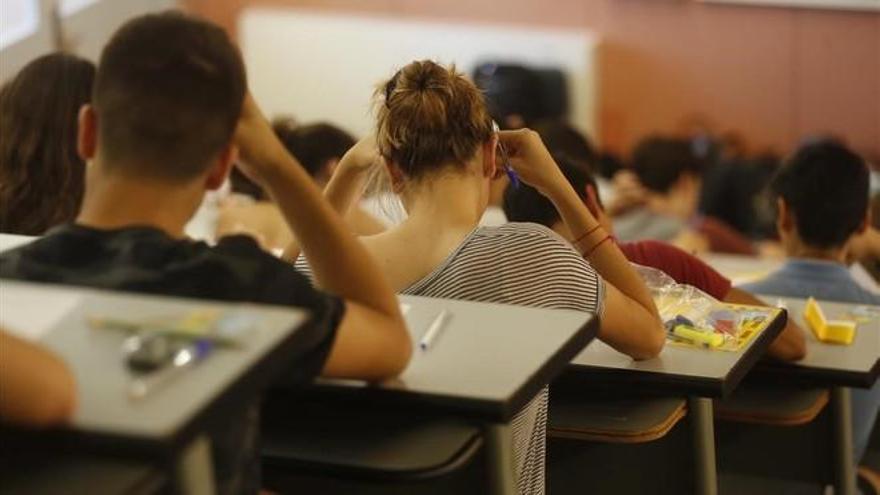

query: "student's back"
(736, 140), (879, 469)
(315, 60), (664, 495)
(738, 141), (880, 306)
(403, 222), (601, 312)
(0, 12), (409, 495)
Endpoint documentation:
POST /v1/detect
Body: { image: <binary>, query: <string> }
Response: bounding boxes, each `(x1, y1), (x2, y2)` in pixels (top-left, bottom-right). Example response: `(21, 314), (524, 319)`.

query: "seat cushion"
(261, 409), (482, 481)
(548, 396), (687, 443)
(717, 386), (829, 426)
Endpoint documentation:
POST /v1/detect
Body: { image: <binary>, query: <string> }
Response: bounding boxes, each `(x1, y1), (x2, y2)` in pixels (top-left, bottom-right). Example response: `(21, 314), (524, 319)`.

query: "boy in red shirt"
(504, 153), (805, 361)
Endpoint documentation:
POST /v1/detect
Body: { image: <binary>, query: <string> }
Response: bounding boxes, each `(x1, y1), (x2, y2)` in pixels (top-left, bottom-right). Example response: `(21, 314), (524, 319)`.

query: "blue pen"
(492, 121), (520, 189)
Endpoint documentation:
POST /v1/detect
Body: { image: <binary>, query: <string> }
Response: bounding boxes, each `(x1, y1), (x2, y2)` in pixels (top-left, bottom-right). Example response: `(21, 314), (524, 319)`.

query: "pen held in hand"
(419, 309), (451, 351)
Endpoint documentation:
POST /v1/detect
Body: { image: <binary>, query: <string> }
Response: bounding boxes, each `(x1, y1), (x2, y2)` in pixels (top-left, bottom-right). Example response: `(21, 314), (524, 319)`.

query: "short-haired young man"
(739, 141), (879, 475)
(616, 135), (755, 255)
(0, 12), (410, 494)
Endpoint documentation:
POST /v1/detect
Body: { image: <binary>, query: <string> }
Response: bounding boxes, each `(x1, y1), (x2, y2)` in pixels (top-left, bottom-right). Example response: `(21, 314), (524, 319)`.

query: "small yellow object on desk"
(672, 325), (724, 348)
(803, 297), (856, 345)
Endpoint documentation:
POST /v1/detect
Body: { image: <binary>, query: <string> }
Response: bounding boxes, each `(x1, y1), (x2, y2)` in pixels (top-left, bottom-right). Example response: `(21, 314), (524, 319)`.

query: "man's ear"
(482, 136), (498, 179)
(77, 104), (98, 160)
(857, 209), (871, 235)
(777, 197), (794, 233)
(205, 144), (237, 191)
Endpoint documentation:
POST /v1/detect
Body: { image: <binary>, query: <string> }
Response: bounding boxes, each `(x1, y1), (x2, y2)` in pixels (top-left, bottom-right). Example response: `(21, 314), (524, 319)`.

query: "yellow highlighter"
(672, 325), (724, 348)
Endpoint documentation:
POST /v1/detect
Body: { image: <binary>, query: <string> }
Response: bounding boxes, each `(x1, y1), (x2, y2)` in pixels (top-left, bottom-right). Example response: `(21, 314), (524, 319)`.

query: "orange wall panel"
(185, 0), (880, 158)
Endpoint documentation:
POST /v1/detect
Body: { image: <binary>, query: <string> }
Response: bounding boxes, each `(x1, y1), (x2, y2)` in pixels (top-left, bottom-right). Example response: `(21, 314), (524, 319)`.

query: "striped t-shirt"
(295, 222), (604, 495)
(402, 223), (603, 495)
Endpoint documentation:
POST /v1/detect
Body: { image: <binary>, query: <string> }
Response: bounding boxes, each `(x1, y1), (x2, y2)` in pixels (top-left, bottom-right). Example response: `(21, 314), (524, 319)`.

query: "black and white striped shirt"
(402, 222), (603, 495)
(295, 222), (604, 495)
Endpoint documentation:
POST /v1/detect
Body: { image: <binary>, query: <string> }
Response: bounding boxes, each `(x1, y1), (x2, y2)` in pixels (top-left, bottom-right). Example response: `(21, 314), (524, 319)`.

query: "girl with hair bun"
(309, 60), (665, 494)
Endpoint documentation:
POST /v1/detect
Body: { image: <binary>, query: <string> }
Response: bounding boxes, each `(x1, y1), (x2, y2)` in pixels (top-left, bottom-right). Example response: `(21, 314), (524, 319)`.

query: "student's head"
(0, 53), (95, 235)
(79, 12), (245, 190)
(631, 136), (703, 216)
(773, 140), (870, 254)
(503, 155), (612, 238)
(375, 60), (496, 211)
(531, 120), (596, 167)
(275, 120), (356, 185)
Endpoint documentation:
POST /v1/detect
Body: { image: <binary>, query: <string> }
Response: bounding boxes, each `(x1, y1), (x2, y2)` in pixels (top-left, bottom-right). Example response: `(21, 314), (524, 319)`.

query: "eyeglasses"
(493, 121), (520, 189)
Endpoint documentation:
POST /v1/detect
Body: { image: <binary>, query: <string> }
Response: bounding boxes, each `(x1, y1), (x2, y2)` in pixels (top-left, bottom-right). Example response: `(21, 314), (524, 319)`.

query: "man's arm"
(235, 95), (411, 380)
(724, 288), (807, 362)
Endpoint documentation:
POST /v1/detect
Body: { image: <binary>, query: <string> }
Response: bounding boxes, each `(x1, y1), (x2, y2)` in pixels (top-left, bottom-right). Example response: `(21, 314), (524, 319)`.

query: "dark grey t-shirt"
(0, 224), (345, 495)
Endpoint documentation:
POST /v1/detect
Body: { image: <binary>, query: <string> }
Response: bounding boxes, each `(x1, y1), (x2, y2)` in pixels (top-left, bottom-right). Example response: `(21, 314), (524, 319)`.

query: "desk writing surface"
(0, 233), (35, 253)
(699, 253), (782, 286)
(307, 295), (598, 422)
(752, 296), (880, 388)
(0, 280), (311, 445)
(565, 306), (786, 398)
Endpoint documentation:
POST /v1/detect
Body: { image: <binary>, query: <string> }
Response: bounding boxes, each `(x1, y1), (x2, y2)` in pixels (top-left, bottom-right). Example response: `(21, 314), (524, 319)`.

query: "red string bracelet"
(584, 234), (615, 258)
(570, 224), (602, 247)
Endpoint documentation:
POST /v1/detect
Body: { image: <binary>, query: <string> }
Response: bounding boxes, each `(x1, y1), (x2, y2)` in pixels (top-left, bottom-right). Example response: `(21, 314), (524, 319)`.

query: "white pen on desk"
(419, 309), (451, 351)
(128, 339), (214, 401)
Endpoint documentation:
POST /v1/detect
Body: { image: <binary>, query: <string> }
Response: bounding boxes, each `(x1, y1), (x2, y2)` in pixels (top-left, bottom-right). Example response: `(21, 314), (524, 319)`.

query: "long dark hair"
(0, 53), (96, 235)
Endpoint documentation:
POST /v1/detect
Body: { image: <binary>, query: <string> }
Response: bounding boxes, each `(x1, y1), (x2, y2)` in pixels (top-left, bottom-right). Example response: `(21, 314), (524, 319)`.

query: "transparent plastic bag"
(634, 264), (750, 351)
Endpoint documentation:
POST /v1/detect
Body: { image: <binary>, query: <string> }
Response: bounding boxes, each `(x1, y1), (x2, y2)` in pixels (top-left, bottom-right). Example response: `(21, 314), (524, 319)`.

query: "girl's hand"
(497, 129), (568, 198)
(338, 134), (381, 174)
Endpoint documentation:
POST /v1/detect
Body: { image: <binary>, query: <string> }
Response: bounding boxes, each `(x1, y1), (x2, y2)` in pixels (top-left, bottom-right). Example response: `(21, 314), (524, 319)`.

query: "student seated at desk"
(502, 127), (806, 361)
(0, 329), (75, 427)
(737, 140), (880, 474)
(309, 60), (665, 495)
(0, 12), (410, 495)
(614, 136), (756, 255)
(217, 120), (386, 250)
(0, 54), (95, 235)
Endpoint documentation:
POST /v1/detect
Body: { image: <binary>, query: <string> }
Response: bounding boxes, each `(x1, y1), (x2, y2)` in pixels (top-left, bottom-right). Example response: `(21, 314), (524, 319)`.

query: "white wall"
(240, 7), (600, 139)
(0, 0), (176, 82)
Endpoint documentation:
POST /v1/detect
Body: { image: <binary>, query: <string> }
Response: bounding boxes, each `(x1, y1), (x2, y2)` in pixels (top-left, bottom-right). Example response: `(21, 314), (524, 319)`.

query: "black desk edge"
(748, 356), (880, 390)
(719, 307), (788, 397)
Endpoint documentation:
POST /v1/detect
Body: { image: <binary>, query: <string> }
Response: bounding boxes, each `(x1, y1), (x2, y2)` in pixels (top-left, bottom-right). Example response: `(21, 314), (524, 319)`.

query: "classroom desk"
(748, 296), (880, 495)
(0, 280), (314, 494)
(271, 295), (599, 495)
(559, 305), (786, 495)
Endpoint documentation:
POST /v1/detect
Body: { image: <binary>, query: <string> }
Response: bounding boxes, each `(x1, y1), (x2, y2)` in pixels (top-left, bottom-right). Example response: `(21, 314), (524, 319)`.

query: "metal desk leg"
(176, 435), (216, 495)
(485, 423), (517, 495)
(832, 387), (856, 495)
(689, 397), (718, 495)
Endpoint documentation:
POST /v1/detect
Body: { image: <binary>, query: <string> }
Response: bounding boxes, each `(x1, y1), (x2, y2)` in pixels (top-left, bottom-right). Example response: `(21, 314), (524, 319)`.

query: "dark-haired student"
(218, 120), (386, 248)
(738, 140), (879, 472)
(616, 135), (756, 255)
(503, 154), (807, 361)
(0, 12), (409, 495)
(0, 329), (76, 427)
(0, 53), (95, 235)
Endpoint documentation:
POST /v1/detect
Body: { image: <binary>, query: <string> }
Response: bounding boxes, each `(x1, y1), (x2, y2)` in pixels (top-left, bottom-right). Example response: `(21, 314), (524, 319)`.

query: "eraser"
(803, 297), (856, 345)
